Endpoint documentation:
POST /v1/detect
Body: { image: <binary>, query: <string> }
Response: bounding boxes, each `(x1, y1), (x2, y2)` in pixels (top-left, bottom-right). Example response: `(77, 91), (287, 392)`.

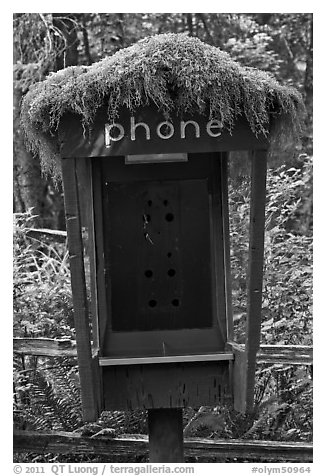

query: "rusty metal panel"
(103, 179), (212, 332)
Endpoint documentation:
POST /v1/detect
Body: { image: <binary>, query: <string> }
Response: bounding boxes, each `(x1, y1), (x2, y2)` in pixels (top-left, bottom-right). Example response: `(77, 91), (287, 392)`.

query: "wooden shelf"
(99, 352), (234, 366)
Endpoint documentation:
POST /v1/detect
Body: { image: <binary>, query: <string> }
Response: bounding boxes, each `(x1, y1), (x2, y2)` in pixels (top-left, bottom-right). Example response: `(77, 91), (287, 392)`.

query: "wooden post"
(61, 157), (99, 422)
(245, 149), (268, 411)
(148, 409), (184, 462)
(220, 152), (234, 341)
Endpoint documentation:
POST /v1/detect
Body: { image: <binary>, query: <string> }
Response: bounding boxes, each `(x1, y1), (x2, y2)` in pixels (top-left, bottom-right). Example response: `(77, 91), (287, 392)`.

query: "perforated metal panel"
(104, 178), (212, 332)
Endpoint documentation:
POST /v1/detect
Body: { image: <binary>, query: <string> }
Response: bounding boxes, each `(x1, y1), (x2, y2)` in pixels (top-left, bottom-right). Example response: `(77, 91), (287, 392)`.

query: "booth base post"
(148, 408), (184, 463)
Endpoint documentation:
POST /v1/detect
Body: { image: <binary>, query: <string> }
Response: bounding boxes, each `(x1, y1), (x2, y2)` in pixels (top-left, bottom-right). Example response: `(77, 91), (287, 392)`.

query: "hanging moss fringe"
(20, 33), (305, 180)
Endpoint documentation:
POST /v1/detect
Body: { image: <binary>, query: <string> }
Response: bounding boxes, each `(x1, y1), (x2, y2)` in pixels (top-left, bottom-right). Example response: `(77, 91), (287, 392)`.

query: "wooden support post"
(220, 152), (234, 341)
(245, 149), (268, 411)
(148, 409), (184, 463)
(61, 157), (99, 422)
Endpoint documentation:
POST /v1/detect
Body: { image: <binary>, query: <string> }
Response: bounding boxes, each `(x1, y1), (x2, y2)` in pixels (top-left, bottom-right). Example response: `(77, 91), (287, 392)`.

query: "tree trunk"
(80, 14), (92, 65)
(186, 14), (193, 36)
(303, 16), (313, 154)
(116, 13), (126, 48)
(13, 13), (79, 228)
(13, 87), (45, 226)
(52, 14), (79, 69)
(304, 17), (313, 113)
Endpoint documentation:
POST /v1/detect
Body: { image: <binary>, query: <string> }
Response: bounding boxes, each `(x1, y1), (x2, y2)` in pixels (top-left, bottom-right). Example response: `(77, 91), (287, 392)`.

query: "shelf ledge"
(99, 352), (234, 366)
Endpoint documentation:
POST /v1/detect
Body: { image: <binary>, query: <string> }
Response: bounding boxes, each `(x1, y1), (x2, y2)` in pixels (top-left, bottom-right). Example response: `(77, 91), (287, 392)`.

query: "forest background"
(12, 12), (314, 462)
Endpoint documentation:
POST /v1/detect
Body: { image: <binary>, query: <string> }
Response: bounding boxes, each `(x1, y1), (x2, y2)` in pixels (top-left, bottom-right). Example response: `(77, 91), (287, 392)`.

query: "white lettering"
(180, 120), (200, 139)
(156, 121), (175, 140)
(105, 116), (223, 147)
(206, 119), (223, 138)
(130, 117), (151, 141)
(105, 123), (124, 146)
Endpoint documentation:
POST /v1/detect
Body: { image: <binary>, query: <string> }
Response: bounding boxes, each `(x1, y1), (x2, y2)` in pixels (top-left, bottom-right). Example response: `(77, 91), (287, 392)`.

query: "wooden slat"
(13, 430), (313, 462)
(257, 345), (313, 365)
(13, 338), (77, 357)
(61, 157), (99, 422)
(244, 149), (268, 411)
(26, 228), (67, 241)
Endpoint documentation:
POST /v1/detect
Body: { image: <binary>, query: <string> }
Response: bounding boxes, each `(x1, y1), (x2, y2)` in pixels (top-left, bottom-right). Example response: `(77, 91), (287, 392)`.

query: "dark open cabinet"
(59, 105), (268, 419)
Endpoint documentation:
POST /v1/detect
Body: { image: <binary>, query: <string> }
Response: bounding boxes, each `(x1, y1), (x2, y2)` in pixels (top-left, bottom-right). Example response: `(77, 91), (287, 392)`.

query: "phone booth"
(21, 33), (304, 462)
(59, 100), (269, 409)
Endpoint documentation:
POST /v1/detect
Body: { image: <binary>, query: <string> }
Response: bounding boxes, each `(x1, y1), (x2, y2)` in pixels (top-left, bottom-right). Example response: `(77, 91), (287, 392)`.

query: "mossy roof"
(20, 33), (305, 179)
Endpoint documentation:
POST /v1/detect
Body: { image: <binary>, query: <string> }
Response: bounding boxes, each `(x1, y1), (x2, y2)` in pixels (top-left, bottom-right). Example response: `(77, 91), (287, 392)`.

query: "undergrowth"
(229, 154), (312, 345)
(13, 211), (74, 338)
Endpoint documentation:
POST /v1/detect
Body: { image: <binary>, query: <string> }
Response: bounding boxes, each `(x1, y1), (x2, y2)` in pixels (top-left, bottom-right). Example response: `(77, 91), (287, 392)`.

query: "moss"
(20, 33), (305, 180)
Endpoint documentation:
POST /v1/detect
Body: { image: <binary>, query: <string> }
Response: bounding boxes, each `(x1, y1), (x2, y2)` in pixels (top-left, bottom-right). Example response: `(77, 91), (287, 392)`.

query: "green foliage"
(262, 157), (312, 344)
(13, 14), (66, 92)
(229, 155), (312, 345)
(214, 155), (313, 445)
(14, 357), (82, 431)
(13, 210), (74, 338)
(13, 214), (81, 433)
(78, 13), (312, 97)
(20, 33), (305, 181)
(204, 365), (312, 446)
